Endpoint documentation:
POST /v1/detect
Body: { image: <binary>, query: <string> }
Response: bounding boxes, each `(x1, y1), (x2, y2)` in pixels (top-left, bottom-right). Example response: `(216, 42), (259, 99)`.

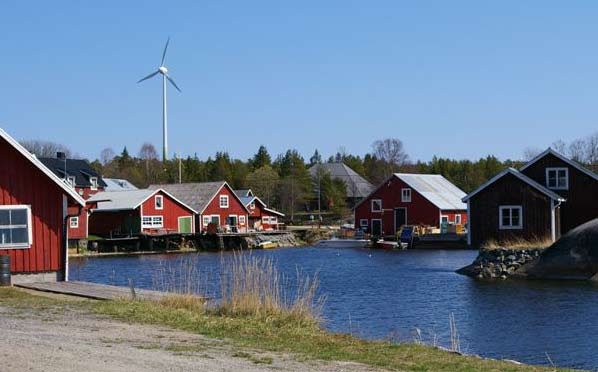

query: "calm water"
(70, 247), (598, 370)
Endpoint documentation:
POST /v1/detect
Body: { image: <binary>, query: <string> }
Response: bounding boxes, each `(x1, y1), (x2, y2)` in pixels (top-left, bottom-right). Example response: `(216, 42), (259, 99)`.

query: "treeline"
(21, 133), (598, 217)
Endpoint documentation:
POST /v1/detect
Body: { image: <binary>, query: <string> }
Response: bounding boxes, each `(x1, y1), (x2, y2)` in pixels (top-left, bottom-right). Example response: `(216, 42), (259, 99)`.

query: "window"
(203, 216), (211, 227)
(210, 216), (221, 225)
(90, 177), (98, 190)
(70, 216), (79, 228)
(455, 214), (462, 224)
(546, 168), (568, 190)
(155, 195), (163, 210)
(239, 216), (246, 225)
(499, 206), (522, 229)
(67, 176), (76, 188)
(249, 201), (255, 210)
(141, 216), (163, 228)
(371, 199), (382, 212)
(262, 216), (269, 224)
(401, 188), (412, 202)
(0, 206), (32, 249)
(441, 215), (449, 223)
(219, 195), (229, 208)
(269, 217), (278, 224)
(360, 219), (368, 227)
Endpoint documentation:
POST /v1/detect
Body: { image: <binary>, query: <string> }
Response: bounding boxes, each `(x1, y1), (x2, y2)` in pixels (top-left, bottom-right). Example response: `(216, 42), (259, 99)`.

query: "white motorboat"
(314, 238), (370, 248)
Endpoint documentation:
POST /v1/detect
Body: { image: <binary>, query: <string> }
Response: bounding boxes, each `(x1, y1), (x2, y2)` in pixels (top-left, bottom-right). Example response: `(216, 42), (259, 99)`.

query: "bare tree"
(551, 140), (566, 154)
(568, 139), (586, 163)
(523, 146), (541, 161)
(372, 138), (409, 176)
(139, 143), (158, 161)
(100, 147), (116, 165)
(585, 132), (598, 165)
(20, 140), (72, 158)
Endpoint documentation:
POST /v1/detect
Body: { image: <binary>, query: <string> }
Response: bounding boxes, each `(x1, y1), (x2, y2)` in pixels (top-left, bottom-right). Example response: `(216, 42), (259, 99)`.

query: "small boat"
(376, 240), (407, 250)
(258, 241), (278, 249)
(315, 238), (370, 249)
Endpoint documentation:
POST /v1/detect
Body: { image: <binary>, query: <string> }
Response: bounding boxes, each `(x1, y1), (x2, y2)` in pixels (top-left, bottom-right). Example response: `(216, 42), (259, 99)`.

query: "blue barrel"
(0, 255), (10, 286)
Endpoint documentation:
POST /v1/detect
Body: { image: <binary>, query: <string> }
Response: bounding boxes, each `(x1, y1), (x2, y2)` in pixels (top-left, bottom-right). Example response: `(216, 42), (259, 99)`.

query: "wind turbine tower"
(137, 37), (182, 162)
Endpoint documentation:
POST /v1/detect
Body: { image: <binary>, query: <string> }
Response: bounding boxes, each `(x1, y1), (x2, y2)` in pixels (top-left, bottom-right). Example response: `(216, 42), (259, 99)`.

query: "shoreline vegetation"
(4, 253), (582, 372)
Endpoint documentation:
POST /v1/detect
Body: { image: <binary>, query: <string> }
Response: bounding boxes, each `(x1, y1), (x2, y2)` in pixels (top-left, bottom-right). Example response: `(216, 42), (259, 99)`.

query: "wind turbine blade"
(137, 70), (160, 83)
(166, 74), (182, 92)
(161, 37), (170, 66)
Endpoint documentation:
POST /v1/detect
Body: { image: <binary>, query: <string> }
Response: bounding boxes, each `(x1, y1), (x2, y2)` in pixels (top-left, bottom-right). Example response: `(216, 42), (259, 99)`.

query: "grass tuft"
(482, 237), (553, 251)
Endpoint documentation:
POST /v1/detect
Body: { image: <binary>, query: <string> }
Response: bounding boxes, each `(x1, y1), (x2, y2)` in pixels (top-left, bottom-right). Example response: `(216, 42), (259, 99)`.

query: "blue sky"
(2, 1), (597, 162)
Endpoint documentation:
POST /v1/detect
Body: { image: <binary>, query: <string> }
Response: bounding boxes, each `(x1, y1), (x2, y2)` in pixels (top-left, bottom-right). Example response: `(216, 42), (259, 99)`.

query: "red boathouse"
(0, 128), (86, 283)
(88, 189), (196, 236)
(354, 173), (467, 236)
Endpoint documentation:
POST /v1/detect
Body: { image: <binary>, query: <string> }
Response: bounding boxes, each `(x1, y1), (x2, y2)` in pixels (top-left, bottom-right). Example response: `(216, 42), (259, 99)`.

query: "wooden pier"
(16, 281), (167, 301)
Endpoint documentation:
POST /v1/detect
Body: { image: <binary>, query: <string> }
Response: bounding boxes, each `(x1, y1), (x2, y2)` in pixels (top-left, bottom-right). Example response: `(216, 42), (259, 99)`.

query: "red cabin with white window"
(88, 189), (196, 236)
(149, 181), (249, 233)
(0, 128), (86, 283)
(237, 193), (285, 231)
(354, 173), (467, 236)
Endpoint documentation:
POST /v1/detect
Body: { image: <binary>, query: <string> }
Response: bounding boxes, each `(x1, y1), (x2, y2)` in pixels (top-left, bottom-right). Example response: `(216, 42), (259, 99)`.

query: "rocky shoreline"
(456, 248), (545, 279)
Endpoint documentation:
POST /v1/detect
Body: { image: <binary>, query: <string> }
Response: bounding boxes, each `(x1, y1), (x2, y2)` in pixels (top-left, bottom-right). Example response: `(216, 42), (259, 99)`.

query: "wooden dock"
(16, 281), (168, 301)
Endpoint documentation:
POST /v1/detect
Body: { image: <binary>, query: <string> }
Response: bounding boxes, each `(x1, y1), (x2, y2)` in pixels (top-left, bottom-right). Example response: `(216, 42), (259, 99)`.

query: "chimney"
(56, 152), (66, 160)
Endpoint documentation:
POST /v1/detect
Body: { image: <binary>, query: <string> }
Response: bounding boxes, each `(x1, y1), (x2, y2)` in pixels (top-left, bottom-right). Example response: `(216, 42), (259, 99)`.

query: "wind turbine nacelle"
(159, 66), (168, 74)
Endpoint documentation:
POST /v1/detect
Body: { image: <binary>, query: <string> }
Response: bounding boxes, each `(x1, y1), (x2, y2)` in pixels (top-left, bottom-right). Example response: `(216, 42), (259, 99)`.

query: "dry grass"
(219, 253), (323, 325)
(482, 237), (553, 251)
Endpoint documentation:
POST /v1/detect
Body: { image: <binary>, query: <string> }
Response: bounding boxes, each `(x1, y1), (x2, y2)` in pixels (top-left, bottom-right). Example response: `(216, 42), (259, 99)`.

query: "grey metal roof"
(394, 173), (467, 210)
(234, 189), (253, 198)
(88, 189), (155, 211)
(103, 178), (139, 192)
(148, 181), (229, 213)
(239, 196), (254, 206)
(308, 163), (374, 198)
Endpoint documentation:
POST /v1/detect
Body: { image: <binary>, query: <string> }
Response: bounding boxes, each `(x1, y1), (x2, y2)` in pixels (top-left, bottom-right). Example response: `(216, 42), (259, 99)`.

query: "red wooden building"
(40, 156), (107, 242)
(354, 173), (467, 236)
(88, 189), (196, 236)
(463, 148), (598, 247)
(149, 182), (249, 233)
(0, 128), (86, 283)
(236, 191), (285, 231)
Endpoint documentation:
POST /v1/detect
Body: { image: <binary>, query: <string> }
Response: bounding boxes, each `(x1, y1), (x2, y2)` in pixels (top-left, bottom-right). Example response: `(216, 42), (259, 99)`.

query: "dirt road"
(0, 296), (383, 372)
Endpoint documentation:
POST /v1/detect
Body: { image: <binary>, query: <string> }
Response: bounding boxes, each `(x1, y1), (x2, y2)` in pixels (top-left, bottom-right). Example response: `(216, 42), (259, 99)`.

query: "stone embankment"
(456, 248), (544, 279)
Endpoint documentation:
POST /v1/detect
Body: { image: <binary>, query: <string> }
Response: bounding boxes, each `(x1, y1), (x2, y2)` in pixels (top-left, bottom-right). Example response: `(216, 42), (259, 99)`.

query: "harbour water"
(70, 247), (598, 370)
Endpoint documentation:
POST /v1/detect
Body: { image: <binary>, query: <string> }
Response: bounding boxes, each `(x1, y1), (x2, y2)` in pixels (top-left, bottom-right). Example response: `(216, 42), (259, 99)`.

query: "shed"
(238, 195), (285, 230)
(88, 189), (196, 236)
(463, 168), (565, 247)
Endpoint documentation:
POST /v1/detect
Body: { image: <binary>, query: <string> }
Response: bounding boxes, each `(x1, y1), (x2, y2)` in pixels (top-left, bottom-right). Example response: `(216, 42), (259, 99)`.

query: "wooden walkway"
(16, 281), (168, 301)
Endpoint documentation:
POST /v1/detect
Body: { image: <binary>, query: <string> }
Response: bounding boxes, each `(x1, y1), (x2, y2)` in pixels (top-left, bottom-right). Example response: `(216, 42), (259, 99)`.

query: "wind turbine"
(137, 37), (182, 162)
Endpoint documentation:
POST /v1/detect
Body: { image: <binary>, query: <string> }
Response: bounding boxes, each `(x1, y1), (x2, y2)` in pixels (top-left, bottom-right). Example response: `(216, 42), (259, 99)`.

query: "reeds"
(219, 253), (323, 324)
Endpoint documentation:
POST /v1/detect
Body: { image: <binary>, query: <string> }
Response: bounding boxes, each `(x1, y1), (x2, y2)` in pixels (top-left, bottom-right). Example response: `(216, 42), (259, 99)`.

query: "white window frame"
(0, 205), (33, 249)
(262, 216), (270, 224)
(90, 177), (98, 190)
(219, 195), (229, 208)
(371, 199), (382, 212)
(210, 215), (221, 226)
(360, 219), (368, 227)
(441, 215), (449, 223)
(70, 216), (79, 228)
(401, 188), (412, 202)
(249, 201), (255, 210)
(141, 215), (163, 228)
(67, 176), (76, 188)
(455, 214), (462, 224)
(239, 215), (246, 225)
(155, 195), (164, 210)
(269, 216), (278, 224)
(499, 206), (523, 230)
(202, 215), (211, 227)
(546, 167), (568, 190)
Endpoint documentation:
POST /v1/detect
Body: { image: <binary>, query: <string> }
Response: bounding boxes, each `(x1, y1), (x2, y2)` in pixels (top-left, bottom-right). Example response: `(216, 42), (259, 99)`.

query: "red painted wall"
(200, 185), (248, 231)
(246, 201), (281, 230)
(0, 136), (79, 274)
(354, 175), (466, 235)
(140, 190), (195, 234)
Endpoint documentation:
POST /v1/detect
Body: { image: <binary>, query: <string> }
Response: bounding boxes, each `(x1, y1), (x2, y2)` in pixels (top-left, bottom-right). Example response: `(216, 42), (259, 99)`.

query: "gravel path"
(0, 297), (385, 372)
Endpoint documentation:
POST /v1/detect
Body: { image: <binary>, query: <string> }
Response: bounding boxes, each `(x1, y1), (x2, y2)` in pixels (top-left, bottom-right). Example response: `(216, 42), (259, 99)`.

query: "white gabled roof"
(394, 173), (467, 210)
(88, 188), (197, 213)
(0, 127), (86, 206)
(520, 147), (598, 182)
(462, 168), (566, 202)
